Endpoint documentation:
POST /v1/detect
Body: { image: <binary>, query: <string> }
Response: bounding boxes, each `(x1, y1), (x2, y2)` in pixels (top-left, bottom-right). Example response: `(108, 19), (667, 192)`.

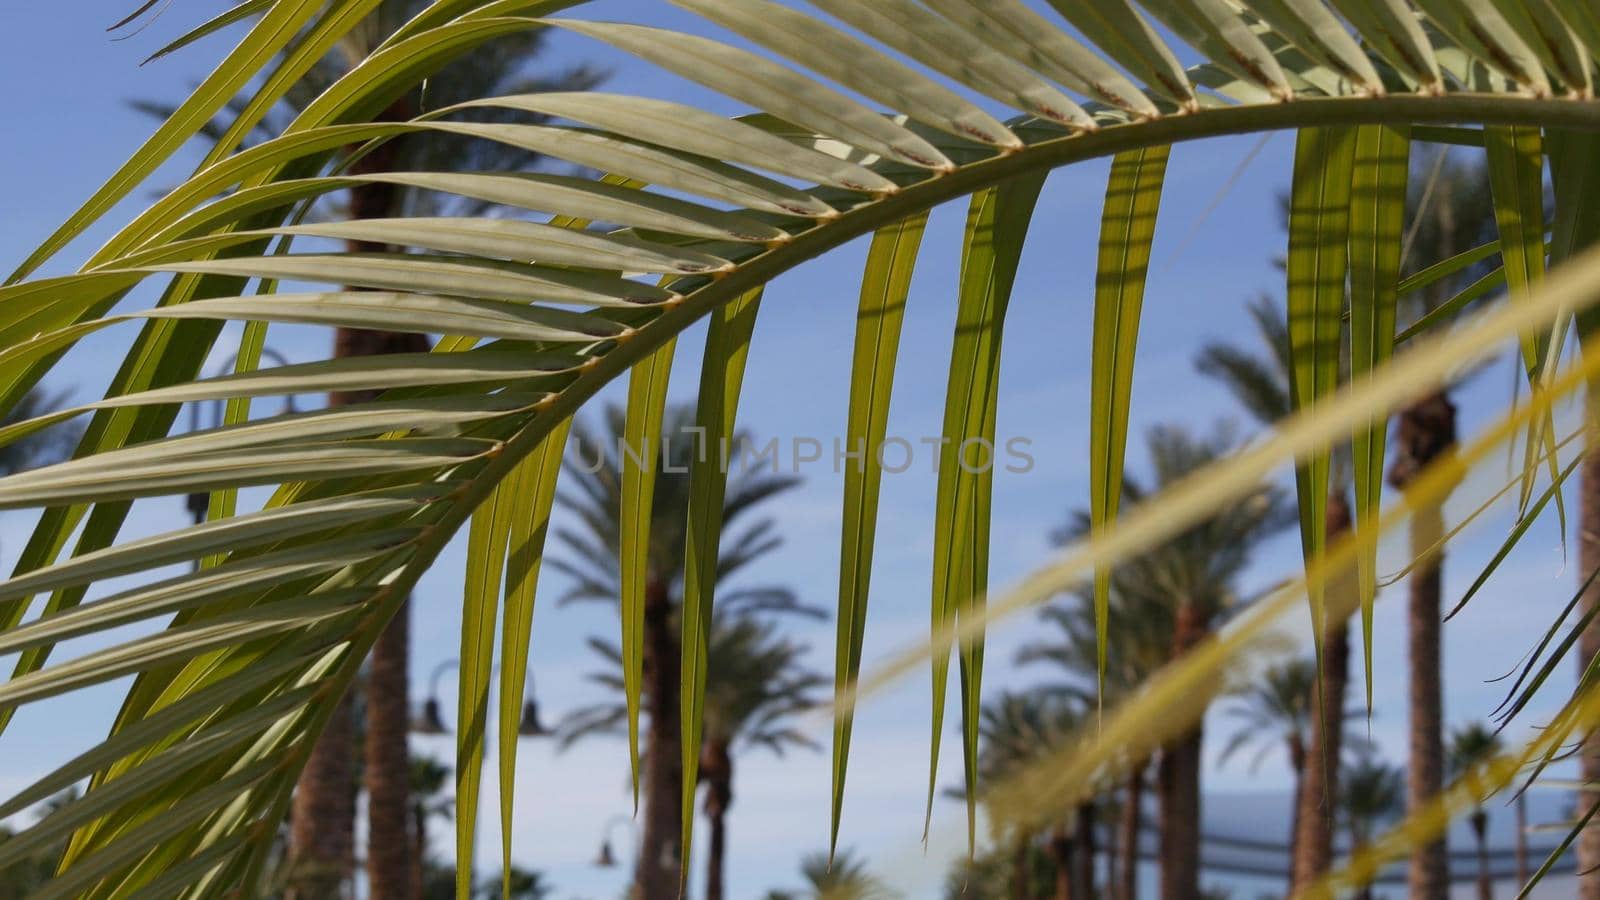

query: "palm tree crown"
(1340, 752), (1403, 846)
(1219, 658), (1317, 772)
(1063, 425), (1292, 625)
(551, 404), (803, 616)
(559, 613), (822, 754)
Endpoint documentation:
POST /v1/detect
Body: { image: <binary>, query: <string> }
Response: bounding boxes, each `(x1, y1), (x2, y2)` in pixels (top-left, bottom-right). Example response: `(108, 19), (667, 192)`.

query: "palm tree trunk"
(289, 224), (427, 897)
(638, 578), (683, 899)
(340, 114), (429, 899)
(1389, 391), (1456, 900)
(1011, 830), (1033, 900)
(1073, 801), (1096, 899)
(1119, 766), (1144, 900)
(282, 93), (426, 900)
(1048, 821), (1074, 900)
(1292, 493), (1354, 892)
(1351, 827), (1373, 900)
(1157, 733), (1203, 900)
(367, 596), (412, 900)
(1579, 447), (1600, 899)
(1285, 737), (1304, 893)
(1406, 503), (1450, 900)
(701, 740), (733, 900)
(1159, 606), (1207, 900)
(1516, 791), (1529, 887)
(1102, 800), (1117, 898)
(288, 689), (354, 899)
(1473, 810), (1492, 900)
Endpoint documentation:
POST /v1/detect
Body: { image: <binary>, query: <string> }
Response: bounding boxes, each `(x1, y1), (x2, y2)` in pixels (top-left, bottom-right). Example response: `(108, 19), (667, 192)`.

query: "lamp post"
(594, 815), (637, 869)
(410, 657), (555, 887)
(182, 347), (296, 531)
(409, 658), (553, 739)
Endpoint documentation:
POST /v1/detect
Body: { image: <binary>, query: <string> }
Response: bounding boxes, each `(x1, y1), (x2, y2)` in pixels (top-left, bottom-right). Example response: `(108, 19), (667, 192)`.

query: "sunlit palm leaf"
(1285, 126), (1356, 665)
(1346, 123), (1407, 711)
(832, 213), (927, 857)
(1089, 145), (1169, 704)
(495, 421), (568, 897)
(929, 176), (1044, 850)
(620, 339), (676, 808)
(679, 287), (764, 878)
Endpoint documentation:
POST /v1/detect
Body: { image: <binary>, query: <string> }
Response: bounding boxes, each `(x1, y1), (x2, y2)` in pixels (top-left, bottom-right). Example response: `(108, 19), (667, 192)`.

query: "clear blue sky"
(0, 3), (1585, 897)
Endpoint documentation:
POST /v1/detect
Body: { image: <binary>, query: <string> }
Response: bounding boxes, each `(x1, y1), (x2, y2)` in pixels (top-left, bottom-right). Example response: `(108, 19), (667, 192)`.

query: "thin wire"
(1400, 147), (1450, 272)
(1159, 132), (1275, 273)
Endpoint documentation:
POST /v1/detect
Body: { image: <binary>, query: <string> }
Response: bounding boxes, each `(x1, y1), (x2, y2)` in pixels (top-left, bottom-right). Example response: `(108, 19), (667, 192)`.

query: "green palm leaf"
(929, 175), (1044, 850)
(1285, 126), (1356, 663)
(832, 213), (927, 857)
(1346, 124), (1408, 711)
(1089, 145), (1169, 704)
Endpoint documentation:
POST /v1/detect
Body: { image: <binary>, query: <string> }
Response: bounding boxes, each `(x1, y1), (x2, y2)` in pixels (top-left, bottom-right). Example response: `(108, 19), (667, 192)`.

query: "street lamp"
(594, 815), (636, 869)
(409, 658), (554, 739)
(411, 657), (555, 881)
(411, 697), (449, 736)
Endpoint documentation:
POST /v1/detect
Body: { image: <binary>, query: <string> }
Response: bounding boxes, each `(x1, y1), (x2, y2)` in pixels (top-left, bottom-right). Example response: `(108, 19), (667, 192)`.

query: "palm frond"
(8, 0), (1600, 893)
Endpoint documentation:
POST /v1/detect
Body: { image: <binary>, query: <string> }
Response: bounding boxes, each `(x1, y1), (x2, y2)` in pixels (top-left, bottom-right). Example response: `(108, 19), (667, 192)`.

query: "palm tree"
(12, 4), (1600, 895)
(1218, 657), (1316, 886)
(140, 7), (604, 897)
(1583, 440), (1600, 891)
(1391, 150), (1498, 900)
(698, 618), (823, 900)
(1339, 752), (1403, 900)
(553, 405), (803, 897)
(562, 612), (823, 900)
(975, 691), (1041, 900)
(1019, 587), (1171, 900)
(0, 388), (77, 567)
(1056, 425), (1290, 899)
(485, 866), (553, 899)
(1197, 296), (1356, 891)
(0, 791), (76, 900)
(1136, 426), (1289, 900)
(1450, 723), (1507, 900)
(972, 691), (1087, 900)
(796, 848), (896, 900)
(0, 390), (75, 479)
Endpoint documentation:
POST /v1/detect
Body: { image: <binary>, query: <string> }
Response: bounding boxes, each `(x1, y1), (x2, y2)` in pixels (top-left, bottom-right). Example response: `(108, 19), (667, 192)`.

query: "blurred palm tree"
(0, 390), (75, 478)
(971, 690), (1088, 900)
(1391, 149), (1495, 900)
(133, 5), (602, 896)
(1054, 425), (1289, 898)
(797, 848), (897, 900)
(1018, 589), (1169, 900)
(1449, 722), (1506, 900)
(0, 790), (77, 900)
(1197, 295), (1357, 892)
(1218, 657), (1316, 890)
(553, 404), (805, 897)
(0, 389), (77, 564)
(562, 613), (823, 900)
(1339, 751), (1403, 900)
(487, 866), (553, 899)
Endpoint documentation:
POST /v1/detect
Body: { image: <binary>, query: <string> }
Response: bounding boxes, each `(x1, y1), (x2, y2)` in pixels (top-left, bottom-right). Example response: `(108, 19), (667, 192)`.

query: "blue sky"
(0, 2), (1589, 897)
